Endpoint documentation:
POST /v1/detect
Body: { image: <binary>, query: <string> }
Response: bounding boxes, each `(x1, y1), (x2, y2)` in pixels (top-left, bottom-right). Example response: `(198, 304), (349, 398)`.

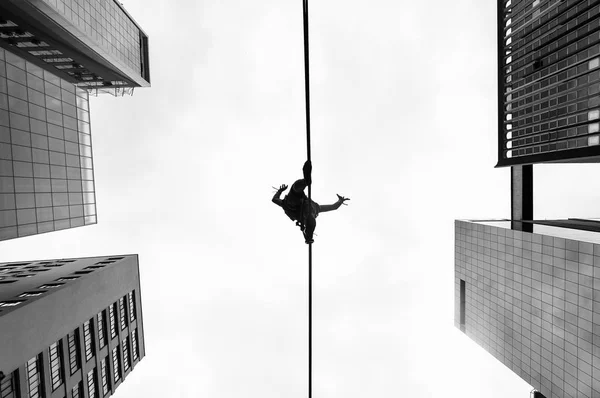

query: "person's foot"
(303, 160), (312, 185)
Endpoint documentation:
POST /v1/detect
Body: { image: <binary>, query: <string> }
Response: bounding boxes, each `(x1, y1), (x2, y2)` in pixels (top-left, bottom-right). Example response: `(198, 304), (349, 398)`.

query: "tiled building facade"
(0, 254), (145, 398)
(0, 48), (96, 241)
(455, 220), (600, 398)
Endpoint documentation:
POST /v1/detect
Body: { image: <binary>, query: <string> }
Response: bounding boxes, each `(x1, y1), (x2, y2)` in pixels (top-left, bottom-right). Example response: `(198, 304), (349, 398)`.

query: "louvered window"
(0, 370), (17, 398)
(132, 329), (139, 361)
(83, 320), (95, 361)
(119, 297), (127, 330)
(109, 303), (117, 339)
(97, 310), (107, 349)
(100, 356), (110, 396)
(87, 369), (97, 398)
(49, 341), (64, 390)
(112, 347), (121, 383)
(71, 381), (82, 398)
(68, 330), (81, 375)
(128, 291), (136, 322)
(122, 337), (130, 372)
(26, 355), (42, 398)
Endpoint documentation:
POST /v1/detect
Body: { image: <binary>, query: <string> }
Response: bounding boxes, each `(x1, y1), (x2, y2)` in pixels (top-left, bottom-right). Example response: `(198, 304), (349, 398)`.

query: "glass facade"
(39, 0), (144, 77)
(499, 0), (600, 165)
(456, 219), (600, 398)
(0, 48), (96, 241)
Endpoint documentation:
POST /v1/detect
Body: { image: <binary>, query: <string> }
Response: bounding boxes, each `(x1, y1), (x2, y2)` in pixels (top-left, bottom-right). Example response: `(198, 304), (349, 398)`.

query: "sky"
(4, 0), (600, 397)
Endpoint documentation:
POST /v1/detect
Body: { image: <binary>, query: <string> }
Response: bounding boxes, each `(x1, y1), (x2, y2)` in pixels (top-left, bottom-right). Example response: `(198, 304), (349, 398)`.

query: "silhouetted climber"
(272, 161), (349, 244)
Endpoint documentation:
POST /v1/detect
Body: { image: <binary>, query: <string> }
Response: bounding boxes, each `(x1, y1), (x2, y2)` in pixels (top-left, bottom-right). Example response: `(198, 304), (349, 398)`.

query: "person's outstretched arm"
(272, 184), (288, 207)
(319, 194), (350, 213)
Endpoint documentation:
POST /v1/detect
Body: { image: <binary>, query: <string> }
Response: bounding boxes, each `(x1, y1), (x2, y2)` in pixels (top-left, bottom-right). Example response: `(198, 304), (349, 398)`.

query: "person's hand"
(336, 194), (350, 205)
(274, 184), (288, 192)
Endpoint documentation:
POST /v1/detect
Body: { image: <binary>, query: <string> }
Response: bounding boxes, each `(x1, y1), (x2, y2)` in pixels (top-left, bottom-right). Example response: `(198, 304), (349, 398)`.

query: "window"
(67, 329), (81, 375)
(112, 347), (121, 383)
(56, 277), (78, 282)
(42, 57), (73, 63)
(109, 303), (117, 339)
(97, 310), (107, 349)
(0, 300), (24, 307)
(19, 291), (45, 298)
(29, 50), (62, 56)
(71, 381), (82, 398)
(122, 337), (130, 372)
(460, 279), (466, 331)
(26, 354), (43, 398)
(132, 329), (139, 362)
(87, 368), (97, 398)
(49, 341), (64, 390)
(38, 283), (63, 289)
(119, 297), (127, 330)
(83, 319), (95, 361)
(0, 370), (18, 398)
(128, 291), (136, 323)
(100, 356), (110, 396)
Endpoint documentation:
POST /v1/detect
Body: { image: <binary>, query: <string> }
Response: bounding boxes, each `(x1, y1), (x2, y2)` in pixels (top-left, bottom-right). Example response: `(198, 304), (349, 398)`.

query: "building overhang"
(0, 0), (150, 88)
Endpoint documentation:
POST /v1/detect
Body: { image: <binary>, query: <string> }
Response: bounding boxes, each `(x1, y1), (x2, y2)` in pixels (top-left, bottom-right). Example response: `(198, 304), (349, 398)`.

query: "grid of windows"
(39, 0), (144, 76)
(132, 328), (139, 362)
(67, 329), (80, 375)
(119, 296), (127, 330)
(128, 291), (136, 323)
(49, 341), (63, 390)
(26, 354), (42, 398)
(87, 368), (97, 398)
(0, 48), (96, 241)
(83, 319), (94, 361)
(456, 220), (600, 398)
(112, 346), (121, 383)
(71, 381), (82, 398)
(500, 0), (600, 164)
(100, 356), (110, 396)
(0, 370), (16, 398)
(97, 309), (107, 349)
(109, 302), (117, 339)
(122, 337), (130, 372)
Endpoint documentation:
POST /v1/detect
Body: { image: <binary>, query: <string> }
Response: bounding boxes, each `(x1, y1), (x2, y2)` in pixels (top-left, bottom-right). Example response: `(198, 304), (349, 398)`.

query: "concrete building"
(0, 0), (150, 241)
(0, 254), (145, 398)
(457, 1), (600, 397)
(456, 219), (600, 398)
(498, 0), (600, 167)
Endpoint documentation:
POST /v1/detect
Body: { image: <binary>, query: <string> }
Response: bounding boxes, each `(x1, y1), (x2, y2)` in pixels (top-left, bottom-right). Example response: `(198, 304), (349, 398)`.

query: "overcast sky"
(3, 0), (600, 397)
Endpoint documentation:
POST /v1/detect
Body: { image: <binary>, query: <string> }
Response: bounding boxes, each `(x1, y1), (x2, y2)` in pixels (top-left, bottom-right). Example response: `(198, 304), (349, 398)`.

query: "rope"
(302, 1), (312, 397)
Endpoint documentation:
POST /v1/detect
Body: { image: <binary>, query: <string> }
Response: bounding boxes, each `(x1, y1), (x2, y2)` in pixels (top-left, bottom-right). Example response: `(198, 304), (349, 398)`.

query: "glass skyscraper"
(0, 48), (96, 241)
(0, 0), (150, 241)
(498, 0), (600, 166)
(0, 0), (150, 89)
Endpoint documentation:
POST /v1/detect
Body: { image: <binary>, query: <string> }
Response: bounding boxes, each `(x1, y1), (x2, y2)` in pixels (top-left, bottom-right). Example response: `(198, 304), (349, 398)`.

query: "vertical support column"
(511, 165), (533, 232)
(18, 365), (28, 398)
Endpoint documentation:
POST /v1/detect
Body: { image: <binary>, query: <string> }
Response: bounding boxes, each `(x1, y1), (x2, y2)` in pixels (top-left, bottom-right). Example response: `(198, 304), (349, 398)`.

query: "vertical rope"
(302, 1), (312, 398)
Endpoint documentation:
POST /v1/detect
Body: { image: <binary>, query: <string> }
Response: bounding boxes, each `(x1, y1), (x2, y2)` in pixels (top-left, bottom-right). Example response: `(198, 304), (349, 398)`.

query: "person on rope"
(272, 160), (350, 244)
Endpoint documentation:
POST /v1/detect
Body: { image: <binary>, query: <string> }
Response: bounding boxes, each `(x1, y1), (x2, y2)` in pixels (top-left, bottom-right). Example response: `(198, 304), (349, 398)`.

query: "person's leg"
(303, 214), (316, 244)
(292, 179), (308, 194)
(303, 160), (312, 185)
